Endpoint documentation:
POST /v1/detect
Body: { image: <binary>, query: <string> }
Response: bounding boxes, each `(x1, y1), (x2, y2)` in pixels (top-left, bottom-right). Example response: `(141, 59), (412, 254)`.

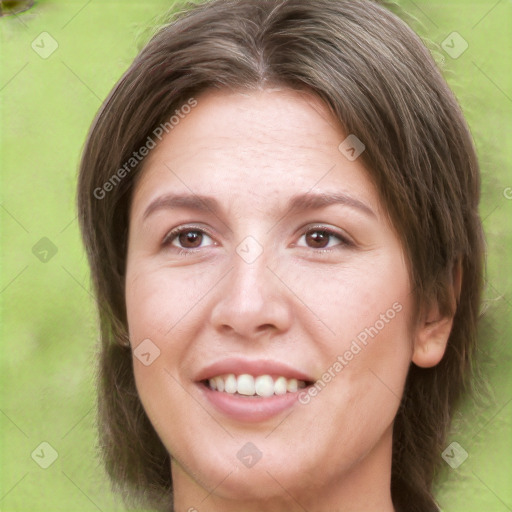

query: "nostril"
(0, 0), (34, 17)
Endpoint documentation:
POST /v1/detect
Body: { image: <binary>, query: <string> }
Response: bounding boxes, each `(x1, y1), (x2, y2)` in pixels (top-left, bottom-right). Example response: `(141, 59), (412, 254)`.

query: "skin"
(125, 87), (456, 512)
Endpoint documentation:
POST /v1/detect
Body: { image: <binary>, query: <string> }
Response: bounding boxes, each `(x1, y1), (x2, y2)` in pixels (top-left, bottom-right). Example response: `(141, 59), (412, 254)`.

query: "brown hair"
(77, 1), (485, 510)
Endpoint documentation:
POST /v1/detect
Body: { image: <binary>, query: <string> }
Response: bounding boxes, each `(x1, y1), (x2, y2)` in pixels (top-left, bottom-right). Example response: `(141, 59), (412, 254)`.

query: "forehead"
(132, 87), (383, 220)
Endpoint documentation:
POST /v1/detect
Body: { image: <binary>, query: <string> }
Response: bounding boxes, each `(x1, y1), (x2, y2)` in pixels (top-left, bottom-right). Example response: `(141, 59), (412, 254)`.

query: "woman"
(77, 1), (485, 510)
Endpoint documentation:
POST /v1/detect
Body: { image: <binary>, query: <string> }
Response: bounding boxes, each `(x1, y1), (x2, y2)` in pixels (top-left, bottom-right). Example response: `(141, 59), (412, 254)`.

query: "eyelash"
(162, 224), (354, 257)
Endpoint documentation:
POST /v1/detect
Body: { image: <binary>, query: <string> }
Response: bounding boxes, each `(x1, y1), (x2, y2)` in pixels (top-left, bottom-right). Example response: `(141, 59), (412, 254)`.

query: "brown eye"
(305, 230), (331, 249)
(177, 230), (203, 248)
(162, 227), (215, 251)
(298, 227), (351, 250)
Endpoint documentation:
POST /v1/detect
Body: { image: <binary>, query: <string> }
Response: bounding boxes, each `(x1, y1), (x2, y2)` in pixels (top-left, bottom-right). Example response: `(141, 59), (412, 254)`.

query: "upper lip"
(195, 357), (315, 383)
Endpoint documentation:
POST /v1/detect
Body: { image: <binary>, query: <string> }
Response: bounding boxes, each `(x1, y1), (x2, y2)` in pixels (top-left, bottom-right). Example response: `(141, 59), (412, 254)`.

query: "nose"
(209, 247), (293, 340)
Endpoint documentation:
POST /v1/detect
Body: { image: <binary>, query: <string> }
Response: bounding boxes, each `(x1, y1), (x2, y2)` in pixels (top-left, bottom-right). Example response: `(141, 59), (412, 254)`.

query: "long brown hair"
(77, 1), (486, 510)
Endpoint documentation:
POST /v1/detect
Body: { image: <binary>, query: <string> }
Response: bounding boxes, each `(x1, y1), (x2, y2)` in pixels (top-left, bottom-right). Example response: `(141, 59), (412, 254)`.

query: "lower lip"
(200, 384), (302, 422)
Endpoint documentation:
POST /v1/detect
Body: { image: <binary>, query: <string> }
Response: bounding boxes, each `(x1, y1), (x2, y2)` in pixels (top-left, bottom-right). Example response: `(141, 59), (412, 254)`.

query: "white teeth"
(274, 376), (287, 395)
(237, 374), (255, 396)
(286, 378), (298, 393)
(215, 376), (225, 392)
(224, 374), (237, 394)
(207, 374), (308, 396)
(255, 375), (274, 397)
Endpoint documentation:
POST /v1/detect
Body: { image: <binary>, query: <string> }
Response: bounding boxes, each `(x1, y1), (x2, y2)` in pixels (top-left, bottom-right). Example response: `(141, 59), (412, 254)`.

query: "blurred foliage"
(0, 1), (510, 511)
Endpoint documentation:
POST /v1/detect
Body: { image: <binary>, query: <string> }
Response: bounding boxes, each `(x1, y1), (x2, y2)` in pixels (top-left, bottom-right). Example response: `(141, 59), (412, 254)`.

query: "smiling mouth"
(202, 374), (313, 397)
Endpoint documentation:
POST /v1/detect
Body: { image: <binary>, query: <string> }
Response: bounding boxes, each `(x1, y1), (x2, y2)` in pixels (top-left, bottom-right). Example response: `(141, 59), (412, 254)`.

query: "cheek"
(125, 262), (225, 440)
(289, 250), (413, 428)
(125, 261), (219, 341)
(281, 249), (411, 346)
(292, 301), (412, 473)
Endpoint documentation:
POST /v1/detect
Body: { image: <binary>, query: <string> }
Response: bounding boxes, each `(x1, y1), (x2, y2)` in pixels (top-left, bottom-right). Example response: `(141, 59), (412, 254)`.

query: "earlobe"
(412, 258), (463, 368)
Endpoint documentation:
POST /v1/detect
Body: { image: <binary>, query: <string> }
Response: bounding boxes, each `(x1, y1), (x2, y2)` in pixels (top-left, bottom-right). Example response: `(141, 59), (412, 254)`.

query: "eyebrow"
(142, 191), (376, 221)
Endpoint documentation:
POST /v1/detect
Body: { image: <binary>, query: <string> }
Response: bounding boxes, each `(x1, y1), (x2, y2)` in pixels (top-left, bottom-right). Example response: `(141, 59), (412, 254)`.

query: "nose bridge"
(210, 236), (291, 337)
(228, 239), (273, 312)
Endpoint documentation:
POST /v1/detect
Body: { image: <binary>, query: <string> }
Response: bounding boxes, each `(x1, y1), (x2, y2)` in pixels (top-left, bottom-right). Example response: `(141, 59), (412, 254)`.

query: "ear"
(412, 258), (463, 368)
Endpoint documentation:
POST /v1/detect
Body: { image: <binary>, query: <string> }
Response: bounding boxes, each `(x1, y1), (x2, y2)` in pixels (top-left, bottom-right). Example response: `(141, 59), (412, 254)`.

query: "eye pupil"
(179, 230), (202, 248)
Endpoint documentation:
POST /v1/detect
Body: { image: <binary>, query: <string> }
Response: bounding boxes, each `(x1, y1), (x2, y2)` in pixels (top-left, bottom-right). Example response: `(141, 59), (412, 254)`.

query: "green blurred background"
(0, 0), (510, 511)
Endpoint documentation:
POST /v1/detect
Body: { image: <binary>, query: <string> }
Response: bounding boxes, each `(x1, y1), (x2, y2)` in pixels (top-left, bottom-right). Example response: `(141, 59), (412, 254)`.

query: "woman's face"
(125, 88), (415, 511)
